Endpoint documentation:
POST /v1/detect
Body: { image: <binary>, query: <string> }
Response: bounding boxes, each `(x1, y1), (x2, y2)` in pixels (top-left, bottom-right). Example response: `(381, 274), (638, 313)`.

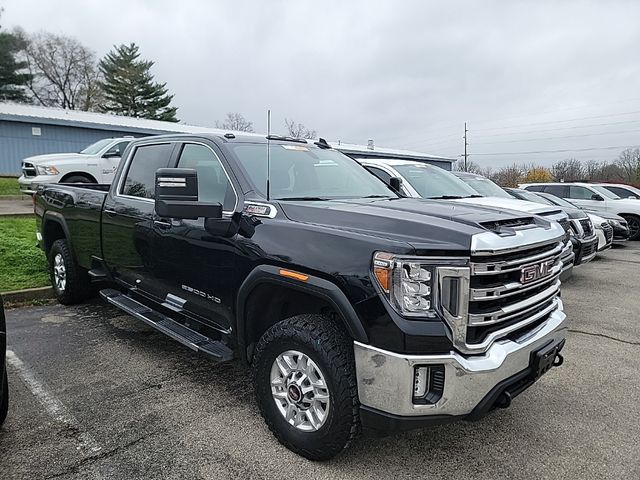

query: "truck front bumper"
(354, 299), (568, 433)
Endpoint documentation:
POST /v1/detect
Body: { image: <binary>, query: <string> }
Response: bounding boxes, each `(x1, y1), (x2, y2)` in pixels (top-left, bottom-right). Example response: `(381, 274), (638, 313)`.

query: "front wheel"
(621, 214), (640, 241)
(253, 315), (360, 461)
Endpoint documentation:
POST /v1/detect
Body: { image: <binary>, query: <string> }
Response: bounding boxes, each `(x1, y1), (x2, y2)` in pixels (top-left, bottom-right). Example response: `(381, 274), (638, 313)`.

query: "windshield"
(393, 164), (478, 199)
(457, 175), (512, 198)
(230, 143), (396, 200)
(540, 193), (579, 209)
(80, 139), (114, 155)
(513, 189), (555, 205)
(591, 185), (620, 199)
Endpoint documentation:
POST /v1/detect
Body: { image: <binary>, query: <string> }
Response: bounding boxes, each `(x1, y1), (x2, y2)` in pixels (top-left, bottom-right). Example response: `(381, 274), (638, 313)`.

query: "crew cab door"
(564, 185), (608, 211)
(101, 142), (176, 288)
(148, 141), (241, 332)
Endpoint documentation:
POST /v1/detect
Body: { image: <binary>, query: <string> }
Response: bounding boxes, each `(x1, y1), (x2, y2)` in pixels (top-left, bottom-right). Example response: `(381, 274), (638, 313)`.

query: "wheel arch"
(236, 265), (368, 363)
(41, 212), (72, 255)
(59, 171), (98, 183)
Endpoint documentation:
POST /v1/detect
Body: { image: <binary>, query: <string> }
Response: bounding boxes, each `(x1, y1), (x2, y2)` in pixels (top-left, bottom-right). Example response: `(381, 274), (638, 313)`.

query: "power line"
(471, 144), (640, 156)
(473, 127), (640, 146)
(473, 109), (640, 133)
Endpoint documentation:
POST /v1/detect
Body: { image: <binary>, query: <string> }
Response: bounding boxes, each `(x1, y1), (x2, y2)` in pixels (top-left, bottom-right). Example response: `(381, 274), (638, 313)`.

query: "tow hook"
(553, 352), (564, 367)
(496, 391), (512, 409)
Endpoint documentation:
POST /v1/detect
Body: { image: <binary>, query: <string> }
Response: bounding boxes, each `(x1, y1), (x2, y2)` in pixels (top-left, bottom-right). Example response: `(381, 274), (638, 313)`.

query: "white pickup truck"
(18, 137), (134, 194)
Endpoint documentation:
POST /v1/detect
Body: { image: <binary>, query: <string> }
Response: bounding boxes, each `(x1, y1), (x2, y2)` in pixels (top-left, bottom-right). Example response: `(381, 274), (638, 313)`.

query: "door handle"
(153, 219), (172, 229)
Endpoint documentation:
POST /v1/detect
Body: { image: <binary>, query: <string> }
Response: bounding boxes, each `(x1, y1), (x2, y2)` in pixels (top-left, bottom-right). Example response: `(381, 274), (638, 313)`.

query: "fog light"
(413, 365), (445, 404)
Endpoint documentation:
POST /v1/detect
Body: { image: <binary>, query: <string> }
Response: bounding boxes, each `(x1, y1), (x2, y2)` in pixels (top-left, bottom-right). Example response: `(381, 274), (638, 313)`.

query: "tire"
(621, 214), (640, 241)
(253, 315), (360, 461)
(61, 175), (93, 184)
(0, 369), (8, 426)
(48, 239), (94, 305)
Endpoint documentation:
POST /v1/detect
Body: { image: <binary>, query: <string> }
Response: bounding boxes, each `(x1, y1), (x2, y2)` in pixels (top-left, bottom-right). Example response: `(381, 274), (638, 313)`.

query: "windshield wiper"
(276, 196), (330, 201)
(429, 194), (483, 200)
(361, 195), (392, 199)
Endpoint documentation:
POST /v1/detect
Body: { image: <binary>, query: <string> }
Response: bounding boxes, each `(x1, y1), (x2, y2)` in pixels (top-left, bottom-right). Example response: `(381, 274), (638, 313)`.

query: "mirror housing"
(155, 168), (223, 219)
(591, 194), (604, 201)
(389, 176), (403, 192)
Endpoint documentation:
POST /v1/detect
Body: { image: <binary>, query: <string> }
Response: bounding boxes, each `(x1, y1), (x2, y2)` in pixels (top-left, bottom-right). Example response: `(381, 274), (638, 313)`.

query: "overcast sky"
(3, 0), (640, 167)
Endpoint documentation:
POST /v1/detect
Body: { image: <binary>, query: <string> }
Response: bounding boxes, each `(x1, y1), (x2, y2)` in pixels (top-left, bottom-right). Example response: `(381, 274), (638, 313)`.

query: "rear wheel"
(0, 369), (8, 426)
(253, 315), (360, 461)
(621, 214), (640, 240)
(48, 239), (94, 305)
(60, 174), (94, 184)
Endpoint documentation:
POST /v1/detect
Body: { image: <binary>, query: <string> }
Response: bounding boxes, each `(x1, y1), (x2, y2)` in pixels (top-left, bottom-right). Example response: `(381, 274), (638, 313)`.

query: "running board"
(99, 289), (233, 362)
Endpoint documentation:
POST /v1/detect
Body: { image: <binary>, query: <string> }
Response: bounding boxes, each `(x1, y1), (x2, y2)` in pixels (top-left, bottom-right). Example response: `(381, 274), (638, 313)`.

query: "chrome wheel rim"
(270, 350), (330, 432)
(53, 253), (66, 292)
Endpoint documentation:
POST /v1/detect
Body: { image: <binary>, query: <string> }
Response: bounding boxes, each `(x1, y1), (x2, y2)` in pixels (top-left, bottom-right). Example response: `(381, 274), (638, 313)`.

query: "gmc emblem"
(521, 260), (554, 284)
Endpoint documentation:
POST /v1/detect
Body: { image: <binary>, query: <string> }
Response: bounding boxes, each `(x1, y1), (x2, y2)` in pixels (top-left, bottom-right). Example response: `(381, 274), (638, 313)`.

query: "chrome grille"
(22, 162), (37, 177)
(466, 238), (563, 349)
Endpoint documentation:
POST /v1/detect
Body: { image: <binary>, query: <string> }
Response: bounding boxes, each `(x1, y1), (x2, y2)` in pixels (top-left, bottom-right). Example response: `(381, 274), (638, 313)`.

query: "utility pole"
(463, 122), (469, 172)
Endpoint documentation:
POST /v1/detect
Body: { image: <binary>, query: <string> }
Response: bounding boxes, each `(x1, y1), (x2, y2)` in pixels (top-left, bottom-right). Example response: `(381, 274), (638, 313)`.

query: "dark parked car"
(505, 188), (599, 265)
(512, 189), (629, 244)
(1, 296), (8, 426)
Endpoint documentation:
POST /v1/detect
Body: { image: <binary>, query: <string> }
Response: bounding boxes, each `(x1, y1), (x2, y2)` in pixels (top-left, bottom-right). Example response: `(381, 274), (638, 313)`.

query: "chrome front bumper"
(354, 298), (567, 417)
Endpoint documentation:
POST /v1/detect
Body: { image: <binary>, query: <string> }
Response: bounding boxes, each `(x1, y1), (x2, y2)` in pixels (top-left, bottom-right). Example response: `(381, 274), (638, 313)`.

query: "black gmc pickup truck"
(34, 133), (568, 460)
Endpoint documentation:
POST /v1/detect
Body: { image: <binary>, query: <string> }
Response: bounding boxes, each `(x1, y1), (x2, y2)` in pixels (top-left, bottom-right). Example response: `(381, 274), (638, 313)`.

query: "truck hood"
(451, 196), (562, 216)
(278, 197), (545, 252)
(22, 153), (93, 166)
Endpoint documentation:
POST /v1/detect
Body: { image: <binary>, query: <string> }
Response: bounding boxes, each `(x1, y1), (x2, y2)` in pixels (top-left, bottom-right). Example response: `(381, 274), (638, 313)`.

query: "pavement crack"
(43, 429), (162, 479)
(569, 329), (640, 346)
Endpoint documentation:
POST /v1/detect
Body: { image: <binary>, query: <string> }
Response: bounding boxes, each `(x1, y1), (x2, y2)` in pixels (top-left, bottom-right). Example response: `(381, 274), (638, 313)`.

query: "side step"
(88, 268), (109, 281)
(99, 289), (233, 362)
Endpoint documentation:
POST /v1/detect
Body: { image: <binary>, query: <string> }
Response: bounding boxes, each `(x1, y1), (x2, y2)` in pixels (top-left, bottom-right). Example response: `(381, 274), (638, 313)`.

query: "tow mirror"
(389, 176), (403, 192)
(591, 194), (604, 201)
(155, 168), (223, 220)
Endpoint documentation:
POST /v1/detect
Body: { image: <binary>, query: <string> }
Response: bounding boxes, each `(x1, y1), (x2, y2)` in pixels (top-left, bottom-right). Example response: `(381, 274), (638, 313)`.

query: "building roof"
(0, 103), (455, 162)
(0, 102), (245, 136)
(332, 141), (456, 163)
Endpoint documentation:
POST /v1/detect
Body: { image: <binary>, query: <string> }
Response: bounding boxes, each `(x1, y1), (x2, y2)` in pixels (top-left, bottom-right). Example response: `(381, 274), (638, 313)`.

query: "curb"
(1, 286), (55, 303)
(0, 195), (26, 200)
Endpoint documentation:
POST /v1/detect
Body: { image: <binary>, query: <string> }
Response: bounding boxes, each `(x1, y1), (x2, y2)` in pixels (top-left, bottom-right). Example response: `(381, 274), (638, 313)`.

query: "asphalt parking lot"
(1, 245), (639, 480)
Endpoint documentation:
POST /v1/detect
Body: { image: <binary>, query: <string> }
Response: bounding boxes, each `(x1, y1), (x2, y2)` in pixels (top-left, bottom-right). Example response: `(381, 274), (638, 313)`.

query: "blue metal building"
(0, 102), (456, 175)
(0, 103), (218, 175)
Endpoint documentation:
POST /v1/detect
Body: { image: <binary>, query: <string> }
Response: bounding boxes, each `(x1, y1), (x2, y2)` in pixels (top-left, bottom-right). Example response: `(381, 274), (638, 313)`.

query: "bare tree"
(550, 159), (584, 182)
(491, 164), (524, 187)
(215, 112), (254, 132)
(615, 148), (640, 184)
(454, 158), (484, 174)
(284, 118), (316, 139)
(18, 30), (101, 111)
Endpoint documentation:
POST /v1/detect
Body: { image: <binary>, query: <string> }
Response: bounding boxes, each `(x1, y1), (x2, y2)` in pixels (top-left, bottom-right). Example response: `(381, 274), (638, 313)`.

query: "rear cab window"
(121, 143), (174, 199)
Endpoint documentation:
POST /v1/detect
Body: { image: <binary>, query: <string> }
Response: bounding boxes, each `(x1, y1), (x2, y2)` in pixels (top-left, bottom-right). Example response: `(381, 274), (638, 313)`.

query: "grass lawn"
(0, 177), (20, 196)
(0, 216), (50, 292)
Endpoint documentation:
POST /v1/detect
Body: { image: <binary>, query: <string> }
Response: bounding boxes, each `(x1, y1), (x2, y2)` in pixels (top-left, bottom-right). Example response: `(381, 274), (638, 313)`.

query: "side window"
(366, 166), (392, 184)
(568, 186), (594, 200)
(177, 143), (236, 211)
(543, 185), (567, 197)
(121, 143), (173, 199)
(607, 186), (636, 198)
(105, 141), (130, 157)
(525, 185), (544, 192)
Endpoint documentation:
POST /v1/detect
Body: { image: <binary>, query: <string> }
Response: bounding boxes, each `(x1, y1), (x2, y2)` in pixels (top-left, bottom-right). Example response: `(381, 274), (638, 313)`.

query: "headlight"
(36, 165), (60, 175)
(372, 252), (468, 318)
(608, 219), (621, 227)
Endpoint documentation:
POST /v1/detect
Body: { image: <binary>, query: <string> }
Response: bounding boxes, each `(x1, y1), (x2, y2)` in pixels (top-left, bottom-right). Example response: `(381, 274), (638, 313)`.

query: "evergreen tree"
(99, 43), (179, 122)
(0, 26), (31, 102)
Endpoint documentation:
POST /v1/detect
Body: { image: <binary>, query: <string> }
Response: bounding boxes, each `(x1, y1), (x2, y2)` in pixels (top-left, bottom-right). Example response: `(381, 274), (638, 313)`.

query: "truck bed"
(35, 184), (109, 269)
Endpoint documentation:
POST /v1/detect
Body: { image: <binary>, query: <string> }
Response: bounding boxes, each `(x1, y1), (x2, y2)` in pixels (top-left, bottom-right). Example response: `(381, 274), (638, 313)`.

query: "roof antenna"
(266, 109), (271, 201)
